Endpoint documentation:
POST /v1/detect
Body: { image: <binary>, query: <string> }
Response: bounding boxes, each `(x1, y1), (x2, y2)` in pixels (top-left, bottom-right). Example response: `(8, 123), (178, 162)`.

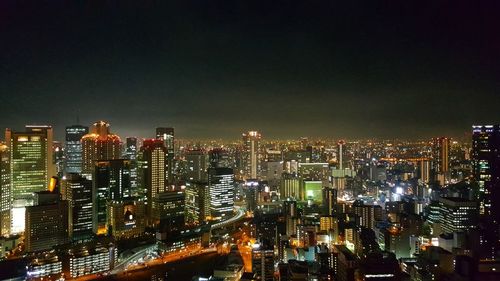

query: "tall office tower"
(154, 191), (185, 230)
(125, 137), (138, 195)
(242, 131), (261, 179)
(93, 159), (132, 235)
(419, 159), (431, 184)
(432, 137), (451, 185)
(322, 187), (338, 216)
(252, 241), (275, 281)
(64, 125), (89, 175)
(280, 173), (301, 199)
(61, 173), (93, 241)
(352, 201), (376, 229)
(428, 197), (478, 235)
(209, 148), (231, 168)
(53, 142), (65, 177)
(138, 139), (167, 220)
(337, 140), (346, 170)
(125, 137), (138, 160)
(185, 181), (210, 225)
(25, 190), (69, 252)
(472, 125), (500, 260)
(472, 125), (500, 220)
(6, 125), (55, 234)
(0, 143), (10, 236)
(208, 167), (235, 221)
(186, 149), (208, 181)
(156, 127), (174, 182)
(81, 121), (122, 179)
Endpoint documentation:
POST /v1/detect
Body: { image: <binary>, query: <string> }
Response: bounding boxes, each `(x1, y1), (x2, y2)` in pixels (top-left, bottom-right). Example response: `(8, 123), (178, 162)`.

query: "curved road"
(110, 207), (246, 275)
(210, 207), (246, 230)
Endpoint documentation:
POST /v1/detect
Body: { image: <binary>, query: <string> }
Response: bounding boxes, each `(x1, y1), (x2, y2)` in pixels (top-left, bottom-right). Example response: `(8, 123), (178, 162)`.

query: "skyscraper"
(252, 241), (275, 281)
(185, 181), (210, 225)
(25, 189), (69, 252)
(322, 187), (338, 216)
(0, 143), (10, 236)
(209, 148), (231, 169)
(156, 127), (174, 182)
(125, 137), (139, 195)
(53, 141), (65, 177)
(208, 167), (235, 221)
(186, 149), (208, 182)
(5, 125), (55, 234)
(337, 140), (346, 170)
(428, 197), (478, 235)
(242, 131), (261, 179)
(61, 173), (93, 241)
(419, 159), (431, 184)
(81, 121), (121, 179)
(154, 191), (185, 230)
(125, 137), (138, 160)
(138, 139), (167, 221)
(472, 125), (500, 220)
(93, 159), (132, 235)
(64, 125), (88, 174)
(432, 137), (451, 185)
(472, 125), (500, 260)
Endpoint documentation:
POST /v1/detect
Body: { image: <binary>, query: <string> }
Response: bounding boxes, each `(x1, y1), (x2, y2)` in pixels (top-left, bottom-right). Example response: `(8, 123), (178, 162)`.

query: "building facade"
(64, 125), (89, 174)
(81, 121), (121, 179)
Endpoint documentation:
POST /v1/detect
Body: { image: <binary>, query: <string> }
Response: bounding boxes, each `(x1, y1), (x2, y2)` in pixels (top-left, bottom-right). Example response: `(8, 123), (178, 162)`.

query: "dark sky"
(1, 1), (499, 140)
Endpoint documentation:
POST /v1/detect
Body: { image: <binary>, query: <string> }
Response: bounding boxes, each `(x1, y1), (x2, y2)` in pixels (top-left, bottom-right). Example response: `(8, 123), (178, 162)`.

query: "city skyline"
(1, 1), (500, 280)
(0, 121), (482, 143)
(1, 1), (499, 139)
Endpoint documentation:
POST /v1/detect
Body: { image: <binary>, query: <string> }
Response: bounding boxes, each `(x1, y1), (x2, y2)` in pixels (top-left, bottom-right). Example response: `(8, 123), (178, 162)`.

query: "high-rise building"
(323, 187), (338, 216)
(93, 159), (132, 235)
(25, 190), (69, 252)
(472, 125), (500, 220)
(125, 137), (138, 160)
(154, 191), (185, 230)
(156, 127), (174, 153)
(61, 173), (93, 241)
(0, 143), (10, 236)
(64, 125), (88, 175)
(185, 181), (210, 225)
(125, 137), (139, 195)
(432, 137), (451, 185)
(242, 131), (261, 179)
(252, 241), (275, 281)
(418, 159), (431, 184)
(156, 127), (174, 182)
(209, 148), (231, 169)
(53, 141), (65, 178)
(138, 139), (167, 220)
(428, 197), (478, 235)
(186, 149), (209, 182)
(471, 125), (500, 260)
(352, 201), (376, 229)
(6, 125), (55, 234)
(280, 173), (301, 199)
(208, 167), (235, 221)
(337, 140), (346, 170)
(81, 121), (121, 179)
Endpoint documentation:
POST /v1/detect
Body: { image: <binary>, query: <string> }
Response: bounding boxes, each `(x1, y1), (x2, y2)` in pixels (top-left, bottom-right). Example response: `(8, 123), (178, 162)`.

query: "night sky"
(1, 1), (499, 140)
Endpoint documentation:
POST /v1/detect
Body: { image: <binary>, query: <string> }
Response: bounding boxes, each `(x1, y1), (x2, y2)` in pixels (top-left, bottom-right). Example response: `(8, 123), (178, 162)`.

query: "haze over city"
(1, 1), (500, 139)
